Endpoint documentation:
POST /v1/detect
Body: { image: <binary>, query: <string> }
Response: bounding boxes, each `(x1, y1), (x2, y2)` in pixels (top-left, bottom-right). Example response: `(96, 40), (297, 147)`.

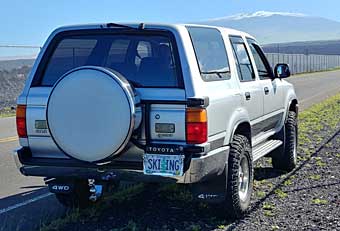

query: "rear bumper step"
(13, 146), (229, 184)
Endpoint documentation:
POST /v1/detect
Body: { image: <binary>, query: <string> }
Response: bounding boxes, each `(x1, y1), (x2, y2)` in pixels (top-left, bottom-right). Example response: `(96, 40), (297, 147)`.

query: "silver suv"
(14, 23), (298, 217)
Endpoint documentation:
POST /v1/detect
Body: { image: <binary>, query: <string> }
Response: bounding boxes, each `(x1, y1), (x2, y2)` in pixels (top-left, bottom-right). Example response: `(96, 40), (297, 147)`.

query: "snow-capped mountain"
(198, 11), (340, 44)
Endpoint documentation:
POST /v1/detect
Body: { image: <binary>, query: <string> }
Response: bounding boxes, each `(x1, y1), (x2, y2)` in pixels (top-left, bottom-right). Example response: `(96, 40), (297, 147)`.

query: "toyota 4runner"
(14, 23), (298, 217)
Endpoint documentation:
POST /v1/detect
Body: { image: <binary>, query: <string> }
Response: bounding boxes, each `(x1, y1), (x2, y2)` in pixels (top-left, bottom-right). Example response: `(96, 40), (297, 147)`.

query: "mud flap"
(190, 162), (228, 204)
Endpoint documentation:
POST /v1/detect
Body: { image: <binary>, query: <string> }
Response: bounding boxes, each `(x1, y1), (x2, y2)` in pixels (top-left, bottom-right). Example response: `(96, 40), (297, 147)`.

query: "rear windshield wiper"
(202, 71), (231, 74)
(201, 70), (231, 78)
(106, 23), (146, 30)
(106, 23), (135, 30)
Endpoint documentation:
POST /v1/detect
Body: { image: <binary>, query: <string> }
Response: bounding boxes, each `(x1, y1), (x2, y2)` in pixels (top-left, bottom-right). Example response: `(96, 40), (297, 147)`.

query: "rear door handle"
(245, 92), (251, 100)
(264, 87), (269, 95)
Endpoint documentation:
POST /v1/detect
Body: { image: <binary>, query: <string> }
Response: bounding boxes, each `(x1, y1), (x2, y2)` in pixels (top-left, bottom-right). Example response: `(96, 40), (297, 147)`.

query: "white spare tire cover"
(47, 66), (135, 162)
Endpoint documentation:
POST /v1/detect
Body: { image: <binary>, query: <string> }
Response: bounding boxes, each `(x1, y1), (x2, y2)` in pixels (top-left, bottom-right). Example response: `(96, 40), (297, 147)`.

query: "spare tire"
(47, 66), (136, 163)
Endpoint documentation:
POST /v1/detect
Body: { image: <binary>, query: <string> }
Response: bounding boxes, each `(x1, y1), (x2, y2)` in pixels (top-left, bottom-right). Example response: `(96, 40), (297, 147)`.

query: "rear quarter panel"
(182, 27), (249, 145)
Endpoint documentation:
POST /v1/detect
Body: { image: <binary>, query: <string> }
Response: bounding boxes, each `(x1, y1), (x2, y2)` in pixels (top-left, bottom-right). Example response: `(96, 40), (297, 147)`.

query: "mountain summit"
(199, 11), (340, 44)
(208, 11), (307, 21)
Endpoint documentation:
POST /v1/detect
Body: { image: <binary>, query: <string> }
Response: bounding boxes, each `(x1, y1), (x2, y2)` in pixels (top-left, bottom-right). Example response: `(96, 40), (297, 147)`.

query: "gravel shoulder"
(39, 94), (340, 231)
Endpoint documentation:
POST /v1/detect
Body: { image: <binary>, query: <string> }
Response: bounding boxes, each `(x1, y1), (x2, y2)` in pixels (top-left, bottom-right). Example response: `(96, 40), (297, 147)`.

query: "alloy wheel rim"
(238, 156), (250, 201)
(293, 127), (297, 164)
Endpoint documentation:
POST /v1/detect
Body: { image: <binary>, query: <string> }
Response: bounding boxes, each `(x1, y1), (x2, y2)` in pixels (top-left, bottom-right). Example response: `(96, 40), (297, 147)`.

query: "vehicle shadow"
(64, 183), (236, 231)
(254, 167), (286, 181)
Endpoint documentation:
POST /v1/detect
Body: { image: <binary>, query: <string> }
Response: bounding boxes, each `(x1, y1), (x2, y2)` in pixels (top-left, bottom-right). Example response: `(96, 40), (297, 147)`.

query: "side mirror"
(274, 63), (291, 78)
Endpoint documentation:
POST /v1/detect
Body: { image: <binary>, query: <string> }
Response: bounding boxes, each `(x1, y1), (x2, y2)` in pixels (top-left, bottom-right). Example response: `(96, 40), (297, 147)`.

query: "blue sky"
(1, 0), (340, 47)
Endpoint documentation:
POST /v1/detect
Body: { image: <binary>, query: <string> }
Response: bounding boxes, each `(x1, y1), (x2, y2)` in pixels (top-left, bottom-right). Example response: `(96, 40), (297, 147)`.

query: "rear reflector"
(16, 105), (27, 138)
(186, 108), (207, 144)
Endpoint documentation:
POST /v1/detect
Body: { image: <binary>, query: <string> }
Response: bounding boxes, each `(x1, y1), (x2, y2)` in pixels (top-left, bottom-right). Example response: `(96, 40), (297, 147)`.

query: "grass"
(298, 93), (340, 162)
(262, 202), (276, 217)
(311, 198), (328, 205)
(0, 107), (16, 118)
(39, 209), (82, 231)
(190, 224), (202, 231)
(158, 184), (193, 202)
(283, 179), (292, 186)
(309, 175), (321, 180)
(271, 225), (280, 230)
(264, 210), (275, 217)
(274, 189), (288, 199)
(293, 66), (340, 77)
(105, 183), (145, 203)
(40, 183), (145, 231)
(256, 191), (266, 198)
(39, 93), (340, 231)
(315, 161), (326, 167)
(262, 202), (275, 210)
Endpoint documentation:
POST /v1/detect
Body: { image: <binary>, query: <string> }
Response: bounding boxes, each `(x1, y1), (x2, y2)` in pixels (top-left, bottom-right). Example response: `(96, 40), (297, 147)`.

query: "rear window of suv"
(35, 31), (182, 88)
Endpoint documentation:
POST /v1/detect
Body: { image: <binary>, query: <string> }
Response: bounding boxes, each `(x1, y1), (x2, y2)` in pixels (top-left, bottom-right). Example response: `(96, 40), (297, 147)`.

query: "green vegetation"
(274, 189), (288, 199)
(39, 209), (81, 231)
(262, 202), (275, 210)
(0, 107), (15, 118)
(315, 159), (326, 167)
(158, 184), (193, 202)
(217, 224), (226, 229)
(298, 93), (340, 159)
(262, 201), (276, 217)
(293, 66), (340, 77)
(309, 175), (321, 180)
(40, 93), (340, 231)
(311, 198), (328, 205)
(190, 224), (202, 231)
(40, 184), (145, 231)
(271, 225), (280, 230)
(106, 183), (145, 203)
(283, 179), (292, 186)
(256, 191), (266, 198)
(264, 210), (275, 217)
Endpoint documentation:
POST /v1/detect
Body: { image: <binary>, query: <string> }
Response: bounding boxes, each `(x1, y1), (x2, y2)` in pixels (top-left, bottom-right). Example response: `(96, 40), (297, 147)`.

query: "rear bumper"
(13, 146), (229, 184)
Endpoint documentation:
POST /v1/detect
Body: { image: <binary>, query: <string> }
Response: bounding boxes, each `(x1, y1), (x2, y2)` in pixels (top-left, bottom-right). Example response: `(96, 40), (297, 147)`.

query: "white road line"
(0, 192), (53, 215)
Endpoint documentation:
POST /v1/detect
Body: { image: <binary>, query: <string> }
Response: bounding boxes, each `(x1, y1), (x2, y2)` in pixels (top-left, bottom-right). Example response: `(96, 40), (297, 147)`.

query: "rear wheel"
(225, 134), (253, 218)
(272, 111), (297, 171)
(55, 180), (91, 209)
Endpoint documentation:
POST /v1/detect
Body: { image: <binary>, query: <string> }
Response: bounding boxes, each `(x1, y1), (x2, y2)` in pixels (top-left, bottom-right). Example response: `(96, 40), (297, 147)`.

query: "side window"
(42, 39), (98, 86)
(247, 39), (273, 79)
(230, 36), (255, 82)
(105, 39), (130, 65)
(187, 26), (230, 81)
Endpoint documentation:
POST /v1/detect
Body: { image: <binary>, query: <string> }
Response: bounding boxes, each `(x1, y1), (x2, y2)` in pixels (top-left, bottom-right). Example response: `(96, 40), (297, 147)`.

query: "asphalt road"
(287, 70), (340, 110)
(0, 70), (339, 230)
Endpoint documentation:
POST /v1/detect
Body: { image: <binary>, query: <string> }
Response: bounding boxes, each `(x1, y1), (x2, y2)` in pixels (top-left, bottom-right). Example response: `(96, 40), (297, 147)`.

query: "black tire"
(272, 111), (297, 171)
(55, 180), (91, 209)
(225, 134), (253, 218)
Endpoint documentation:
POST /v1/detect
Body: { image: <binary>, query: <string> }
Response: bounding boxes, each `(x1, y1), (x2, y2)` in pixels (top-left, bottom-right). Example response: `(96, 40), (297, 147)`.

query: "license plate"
(143, 154), (184, 176)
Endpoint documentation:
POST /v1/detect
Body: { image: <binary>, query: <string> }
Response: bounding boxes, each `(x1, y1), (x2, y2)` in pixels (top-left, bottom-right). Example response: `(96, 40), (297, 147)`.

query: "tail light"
(16, 105), (27, 138)
(186, 108), (207, 144)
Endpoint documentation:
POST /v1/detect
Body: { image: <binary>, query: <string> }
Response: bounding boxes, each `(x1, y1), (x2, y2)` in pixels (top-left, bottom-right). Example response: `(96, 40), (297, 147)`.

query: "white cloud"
(206, 11), (307, 21)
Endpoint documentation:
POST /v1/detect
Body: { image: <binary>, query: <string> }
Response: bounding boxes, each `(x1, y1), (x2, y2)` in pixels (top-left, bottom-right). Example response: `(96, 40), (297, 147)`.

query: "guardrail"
(265, 53), (340, 75)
